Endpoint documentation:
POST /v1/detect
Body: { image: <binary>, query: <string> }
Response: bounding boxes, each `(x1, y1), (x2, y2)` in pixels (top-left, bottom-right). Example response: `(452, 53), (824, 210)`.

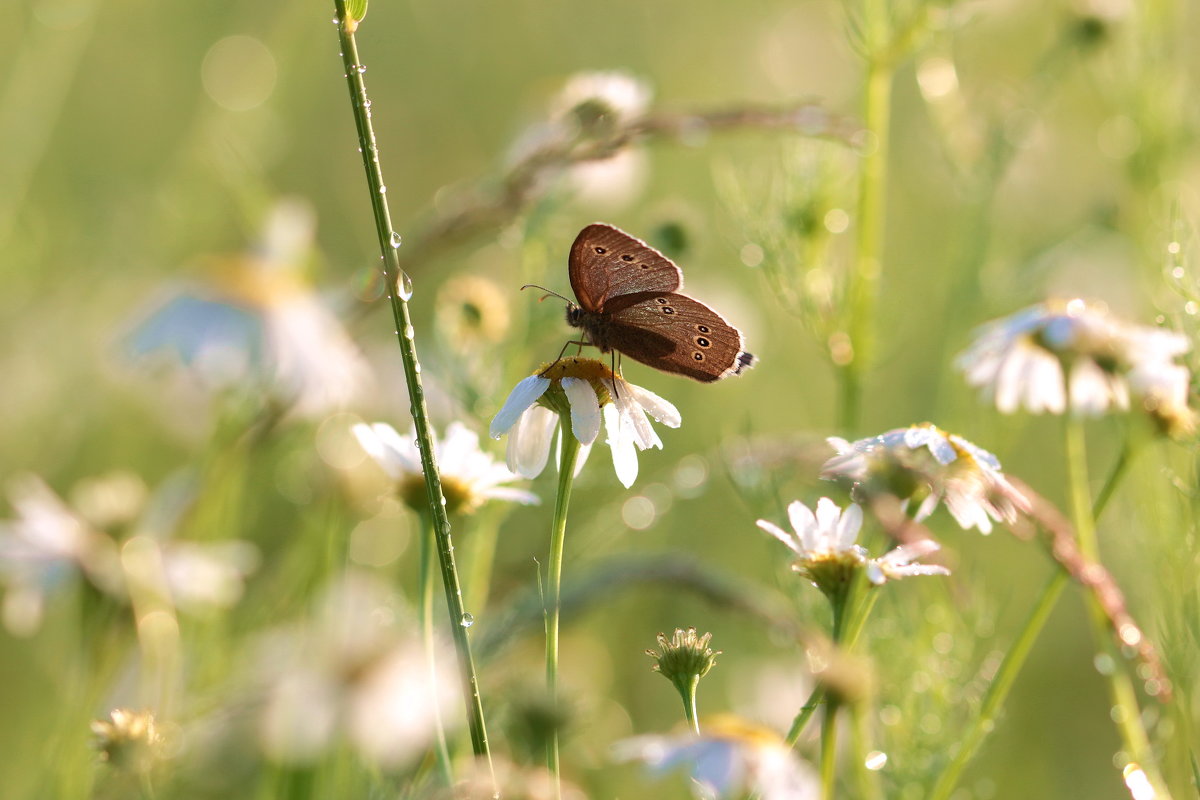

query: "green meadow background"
(2, 0), (1198, 797)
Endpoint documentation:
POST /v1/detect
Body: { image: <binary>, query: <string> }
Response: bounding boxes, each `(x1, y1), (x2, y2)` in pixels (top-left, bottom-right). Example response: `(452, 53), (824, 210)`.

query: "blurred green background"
(2, 0), (1198, 797)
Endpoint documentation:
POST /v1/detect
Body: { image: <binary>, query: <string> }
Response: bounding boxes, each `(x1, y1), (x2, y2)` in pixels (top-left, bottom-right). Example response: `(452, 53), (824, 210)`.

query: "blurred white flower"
(551, 71), (652, 122)
(0, 474), (258, 635)
(757, 497), (948, 595)
(822, 423), (1031, 535)
(957, 299), (1190, 419)
(257, 571), (457, 767)
(353, 420), (539, 514)
(0, 475), (121, 635)
(614, 717), (818, 800)
(125, 198), (372, 418)
(489, 357), (680, 488)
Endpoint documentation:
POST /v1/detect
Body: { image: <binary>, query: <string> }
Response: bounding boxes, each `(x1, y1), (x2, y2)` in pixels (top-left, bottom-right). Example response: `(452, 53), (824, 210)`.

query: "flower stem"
(331, 0), (493, 773)
(679, 674), (702, 735)
(839, 17), (893, 433)
(419, 514), (454, 787)
(929, 430), (1143, 800)
(546, 422), (583, 798)
(1064, 417), (1168, 797)
(820, 694), (840, 800)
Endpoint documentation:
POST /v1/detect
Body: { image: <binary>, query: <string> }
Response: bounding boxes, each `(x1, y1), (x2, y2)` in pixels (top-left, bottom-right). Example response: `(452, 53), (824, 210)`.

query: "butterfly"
(558, 223), (755, 382)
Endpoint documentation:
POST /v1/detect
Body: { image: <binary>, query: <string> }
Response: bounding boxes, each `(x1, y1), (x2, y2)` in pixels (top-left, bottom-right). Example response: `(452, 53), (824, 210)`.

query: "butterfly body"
(564, 223), (755, 383)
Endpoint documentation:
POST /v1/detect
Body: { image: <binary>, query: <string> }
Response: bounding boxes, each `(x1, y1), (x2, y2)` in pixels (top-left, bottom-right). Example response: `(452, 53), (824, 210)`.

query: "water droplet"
(363, 99), (372, 109)
(389, 231), (403, 249)
(404, 325), (415, 339)
(413, 362), (421, 374)
(354, 64), (366, 74)
(460, 613), (475, 628)
(397, 271), (414, 300)
(378, 184), (387, 194)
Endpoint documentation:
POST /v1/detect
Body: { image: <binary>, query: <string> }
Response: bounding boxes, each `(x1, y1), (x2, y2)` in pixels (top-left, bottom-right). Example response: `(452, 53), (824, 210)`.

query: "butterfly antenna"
(520, 284), (572, 304)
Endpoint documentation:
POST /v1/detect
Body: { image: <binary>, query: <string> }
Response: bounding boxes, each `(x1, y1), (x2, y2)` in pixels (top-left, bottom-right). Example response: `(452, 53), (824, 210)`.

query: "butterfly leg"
(538, 339), (592, 377)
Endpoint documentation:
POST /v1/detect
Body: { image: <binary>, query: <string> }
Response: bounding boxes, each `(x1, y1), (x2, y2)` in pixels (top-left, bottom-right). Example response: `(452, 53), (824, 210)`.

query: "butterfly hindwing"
(602, 292), (749, 382)
(568, 223), (682, 313)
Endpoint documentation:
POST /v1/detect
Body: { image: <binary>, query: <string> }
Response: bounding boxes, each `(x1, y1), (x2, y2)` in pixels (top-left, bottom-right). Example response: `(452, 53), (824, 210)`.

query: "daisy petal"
(507, 405), (558, 478)
(490, 376), (551, 439)
(561, 377), (602, 446)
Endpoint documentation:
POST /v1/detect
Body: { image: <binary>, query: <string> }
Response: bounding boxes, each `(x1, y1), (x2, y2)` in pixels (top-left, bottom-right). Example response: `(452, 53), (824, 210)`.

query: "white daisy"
(757, 497), (948, 596)
(353, 420), (539, 514)
(614, 717), (819, 800)
(490, 357), (681, 488)
(125, 198), (372, 419)
(822, 423), (1031, 535)
(957, 299), (1190, 418)
(256, 571), (458, 768)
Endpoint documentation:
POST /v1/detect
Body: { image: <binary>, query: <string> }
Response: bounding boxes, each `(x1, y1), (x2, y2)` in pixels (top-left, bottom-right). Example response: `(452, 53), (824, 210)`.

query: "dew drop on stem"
(389, 231), (402, 249)
(460, 613), (475, 628)
(396, 270), (414, 300)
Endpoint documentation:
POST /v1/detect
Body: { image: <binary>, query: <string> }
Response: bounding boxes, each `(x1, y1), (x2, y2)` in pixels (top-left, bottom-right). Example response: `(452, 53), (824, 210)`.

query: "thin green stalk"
(785, 687), (824, 747)
(839, 27), (893, 432)
(819, 694), (840, 800)
(929, 431), (1140, 800)
(419, 515), (454, 787)
(681, 675), (701, 735)
(1064, 417), (1169, 797)
(330, 0), (492, 773)
(545, 422), (583, 798)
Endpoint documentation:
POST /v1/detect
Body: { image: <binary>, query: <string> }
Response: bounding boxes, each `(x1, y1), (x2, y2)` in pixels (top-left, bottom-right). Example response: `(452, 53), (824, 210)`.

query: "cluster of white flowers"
(957, 299), (1193, 433)
(490, 357), (681, 488)
(0, 474), (257, 636)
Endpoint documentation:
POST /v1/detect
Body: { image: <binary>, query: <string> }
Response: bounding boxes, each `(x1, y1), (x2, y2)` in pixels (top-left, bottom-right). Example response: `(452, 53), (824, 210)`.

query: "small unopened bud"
(91, 708), (163, 773)
(647, 627), (721, 686)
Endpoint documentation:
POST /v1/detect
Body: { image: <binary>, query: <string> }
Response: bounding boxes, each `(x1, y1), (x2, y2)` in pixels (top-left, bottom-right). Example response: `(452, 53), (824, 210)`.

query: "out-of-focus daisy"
(1127, 359), (1197, 438)
(506, 71), (651, 209)
(125, 198), (372, 419)
(822, 423), (1031, 535)
(490, 357), (680, 488)
(614, 716), (819, 800)
(0, 474), (258, 635)
(957, 299), (1191, 419)
(434, 275), (512, 351)
(353, 420), (539, 514)
(0, 475), (122, 635)
(256, 571), (457, 767)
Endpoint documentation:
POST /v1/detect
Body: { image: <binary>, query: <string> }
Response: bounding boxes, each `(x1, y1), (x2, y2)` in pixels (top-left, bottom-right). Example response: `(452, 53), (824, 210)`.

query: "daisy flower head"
(489, 357), (681, 488)
(822, 423), (1031, 535)
(353, 421), (539, 515)
(614, 716), (818, 800)
(957, 298), (1191, 419)
(758, 497), (949, 597)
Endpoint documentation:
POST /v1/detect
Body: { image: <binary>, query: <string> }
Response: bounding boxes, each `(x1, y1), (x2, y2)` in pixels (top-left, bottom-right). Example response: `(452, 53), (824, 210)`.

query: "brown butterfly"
(556, 223), (755, 382)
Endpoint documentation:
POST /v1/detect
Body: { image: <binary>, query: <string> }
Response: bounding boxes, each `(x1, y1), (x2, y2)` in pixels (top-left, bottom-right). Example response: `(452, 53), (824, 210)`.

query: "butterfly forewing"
(602, 292), (748, 382)
(569, 224), (682, 313)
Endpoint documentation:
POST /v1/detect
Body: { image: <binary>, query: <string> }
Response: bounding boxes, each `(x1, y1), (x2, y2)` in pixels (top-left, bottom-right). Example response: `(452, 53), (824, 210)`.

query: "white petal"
(604, 403), (639, 487)
(561, 377), (602, 446)
(1068, 360), (1111, 416)
(483, 486), (541, 505)
(490, 376), (551, 439)
(352, 423), (405, 479)
(813, 498), (842, 547)
(610, 379), (660, 450)
(507, 406), (558, 478)
(438, 422), (479, 475)
(1025, 353), (1066, 414)
(825, 437), (853, 455)
(757, 519), (802, 555)
(786, 501), (818, 552)
(834, 502), (863, 550)
(626, 383), (681, 428)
